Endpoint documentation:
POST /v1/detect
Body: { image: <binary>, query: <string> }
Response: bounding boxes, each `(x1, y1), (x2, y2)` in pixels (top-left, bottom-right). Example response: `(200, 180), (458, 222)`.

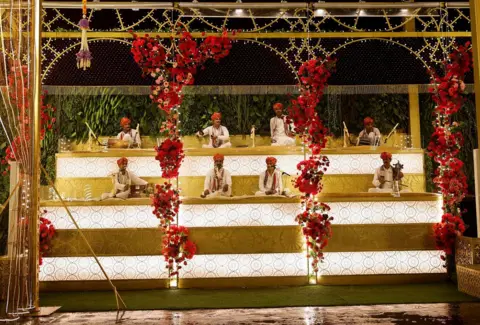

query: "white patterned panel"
(181, 253), (308, 278)
(330, 200), (442, 224)
(57, 157), (162, 178)
(40, 256), (168, 281)
(179, 155), (303, 176)
(325, 153), (423, 174)
(179, 203), (301, 227)
(319, 251), (444, 275)
(44, 205), (158, 229)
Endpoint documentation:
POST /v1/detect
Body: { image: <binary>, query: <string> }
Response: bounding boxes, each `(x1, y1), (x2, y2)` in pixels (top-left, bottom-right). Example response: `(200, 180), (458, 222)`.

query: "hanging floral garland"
(39, 211), (56, 266)
(289, 57), (335, 272)
(76, 0), (92, 70)
(428, 42), (472, 266)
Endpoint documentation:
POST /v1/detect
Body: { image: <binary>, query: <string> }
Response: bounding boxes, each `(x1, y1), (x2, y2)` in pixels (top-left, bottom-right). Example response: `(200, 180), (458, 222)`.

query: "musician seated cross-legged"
(101, 157), (148, 199)
(255, 157), (292, 196)
(196, 112), (232, 148)
(357, 117), (381, 146)
(201, 153), (232, 198)
(368, 152), (410, 193)
(117, 117), (141, 148)
(270, 102), (295, 146)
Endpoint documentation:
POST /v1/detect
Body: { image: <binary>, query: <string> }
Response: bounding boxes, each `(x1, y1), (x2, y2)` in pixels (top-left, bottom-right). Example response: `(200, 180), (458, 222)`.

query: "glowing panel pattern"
(56, 153), (423, 178)
(180, 253), (308, 278)
(318, 251), (444, 276)
(40, 256), (168, 281)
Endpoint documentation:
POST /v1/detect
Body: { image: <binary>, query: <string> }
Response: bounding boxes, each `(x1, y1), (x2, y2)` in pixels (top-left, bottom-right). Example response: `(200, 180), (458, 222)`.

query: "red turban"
(213, 153), (224, 161)
(273, 103), (284, 110)
(117, 157), (128, 166)
(266, 157), (277, 165)
(120, 117), (131, 127)
(364, 117), (374, 125)
(380, 152), (392, 160)
(211, 112), (222, 121)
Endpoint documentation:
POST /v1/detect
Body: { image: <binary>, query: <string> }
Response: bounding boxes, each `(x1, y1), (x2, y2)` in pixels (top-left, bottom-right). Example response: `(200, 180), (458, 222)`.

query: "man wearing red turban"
(369, 152), (406, 193)
(255, 156), (292, 196)
(117, 117), (141, 148)
(101, 157), (148, 199)
(196, 112), (231, 148)
(270, 102), (295, 146)
(201, 153), (232, 198)
(357, 117), (381, 146)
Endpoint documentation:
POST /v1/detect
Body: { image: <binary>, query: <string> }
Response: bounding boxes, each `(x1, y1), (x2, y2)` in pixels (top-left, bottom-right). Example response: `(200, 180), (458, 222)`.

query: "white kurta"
(197, 126), (231, 148)
(255, 169), (284, 196)
(117, 129), (141, 147)
(368, 166), (410, 193)
(203, 168), (232, 197)
(101, 170), (148, 199)
(357, 127), (381, 146)
(270, 116), (295, 146)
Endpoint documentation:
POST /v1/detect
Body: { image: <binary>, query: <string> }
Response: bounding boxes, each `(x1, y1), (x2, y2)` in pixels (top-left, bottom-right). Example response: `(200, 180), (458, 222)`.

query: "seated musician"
(255, 157), (291, 196)
(270, 102), (295, 146)
(101, 157), (148, 199)
(357, 117), (381, 146)
(368, 152), (405, 193)
(201, 153), (232, 198)
(196, 112), (232, 148)
(117, 117), (141, 148)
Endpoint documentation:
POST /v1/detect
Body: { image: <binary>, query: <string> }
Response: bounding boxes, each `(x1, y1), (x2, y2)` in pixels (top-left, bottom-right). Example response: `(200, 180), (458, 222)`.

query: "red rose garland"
(154, 138), (185, 179)
(39, 212), (56, 266)
(289, 58), (335, 270)
(162, 225), (197, 277)
(427, 42), (472, 264)
(152, 183), (182, 230)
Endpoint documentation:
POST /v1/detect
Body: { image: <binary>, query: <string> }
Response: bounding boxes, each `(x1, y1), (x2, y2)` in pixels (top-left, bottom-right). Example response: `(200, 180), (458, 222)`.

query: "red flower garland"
(162, 225), (197, 277)
(154, 138), (185, 179)
(151, 183), (181, 230)
(294, 156), (329, 196)
(39, 212), (56, 266)
(427, 42), (472, 263)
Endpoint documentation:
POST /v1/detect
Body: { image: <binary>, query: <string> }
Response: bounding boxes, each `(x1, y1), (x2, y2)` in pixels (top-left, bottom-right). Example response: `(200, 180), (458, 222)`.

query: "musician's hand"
(379, 177), (385, 185)
(222, 184), (229, 192)
(196, 131), (204, 137)
(399, 172), (404, 179)
(201, 189), (210, 198)
(271, 138), (277, 143)
(266, 189), (276, 195)
(123, 184), (130, 191)
(212, 135), (218, 142)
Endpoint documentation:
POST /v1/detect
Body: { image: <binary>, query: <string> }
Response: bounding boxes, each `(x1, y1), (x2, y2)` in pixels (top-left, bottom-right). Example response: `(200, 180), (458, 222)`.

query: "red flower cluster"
(130, 34), (167, 75)
(433, 213), (466, 262)
(162, 225), (197, 277)
(296, 200), (333, 271)
(294, 156), (329, 195)
(39, 212), (56, 266)
(427, 43), (472, 263)
(151, 182), (181, 230)
(154, 138), (185, 179)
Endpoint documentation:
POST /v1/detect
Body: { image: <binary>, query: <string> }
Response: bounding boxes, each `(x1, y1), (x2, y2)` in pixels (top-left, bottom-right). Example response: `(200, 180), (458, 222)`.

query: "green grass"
(40, 283), (479, 312)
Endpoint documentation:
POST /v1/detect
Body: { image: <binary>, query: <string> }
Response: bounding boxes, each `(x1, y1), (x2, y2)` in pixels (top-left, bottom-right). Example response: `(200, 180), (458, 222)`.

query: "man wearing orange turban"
(357, 117), (381, 146)
(201, 153), (232, 198)
(369, 152), (407, 193)
(270, 102), (295, 146)
(196, 112), (231, 148)
(117, 117), (141, 148)
(101, 157), (148, 199)
(255, 156), (292, 196)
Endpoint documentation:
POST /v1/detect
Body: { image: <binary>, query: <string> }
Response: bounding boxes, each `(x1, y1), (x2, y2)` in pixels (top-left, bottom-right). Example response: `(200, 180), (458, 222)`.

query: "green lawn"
(40, 283), (479, 312)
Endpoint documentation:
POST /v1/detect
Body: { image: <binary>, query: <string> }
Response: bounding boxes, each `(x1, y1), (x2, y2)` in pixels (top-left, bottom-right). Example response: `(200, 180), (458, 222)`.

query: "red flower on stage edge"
(155, 138), (185, 179)
(39, 211), (56, 266)
(433, 213), (466, 264)
(151, 182), (181, 230)
(162, 225), (197, 277)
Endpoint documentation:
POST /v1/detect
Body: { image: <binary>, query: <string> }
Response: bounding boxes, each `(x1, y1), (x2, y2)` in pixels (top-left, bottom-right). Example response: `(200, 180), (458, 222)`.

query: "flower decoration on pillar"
(427, 42), (472, 265)
(76, 0), (92, 70)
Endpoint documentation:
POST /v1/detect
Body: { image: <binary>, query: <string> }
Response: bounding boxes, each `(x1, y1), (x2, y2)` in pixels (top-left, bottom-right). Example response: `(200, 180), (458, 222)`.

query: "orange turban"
(380, 152), (392, 160)
(117, 157), (128, 166)
(120, 117), (131, 127)
(213, 153), (224, 161)
(273, 103), (284, 110)
(364, 117), (374, 125)
(266, 157), (277, 165)
(211, 112), (222, 121)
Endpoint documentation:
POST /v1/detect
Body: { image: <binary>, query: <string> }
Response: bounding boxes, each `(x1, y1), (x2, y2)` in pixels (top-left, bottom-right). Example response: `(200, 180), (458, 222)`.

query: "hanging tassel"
(77, 1), (92, 70)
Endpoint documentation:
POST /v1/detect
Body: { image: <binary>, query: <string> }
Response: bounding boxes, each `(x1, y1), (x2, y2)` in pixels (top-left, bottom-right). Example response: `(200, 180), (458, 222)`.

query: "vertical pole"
(470, 0), (480, 238)
(30, 0), (42, 311)
(7, 162), (20, 257)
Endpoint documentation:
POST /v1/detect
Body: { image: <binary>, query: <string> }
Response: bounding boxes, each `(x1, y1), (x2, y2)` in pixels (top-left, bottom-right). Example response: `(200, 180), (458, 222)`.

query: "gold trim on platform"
(178, 276), (308, 289)
(49, 224), (437, 257)
(317, 274), (446, 285)
(40, 279), (169, 292)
